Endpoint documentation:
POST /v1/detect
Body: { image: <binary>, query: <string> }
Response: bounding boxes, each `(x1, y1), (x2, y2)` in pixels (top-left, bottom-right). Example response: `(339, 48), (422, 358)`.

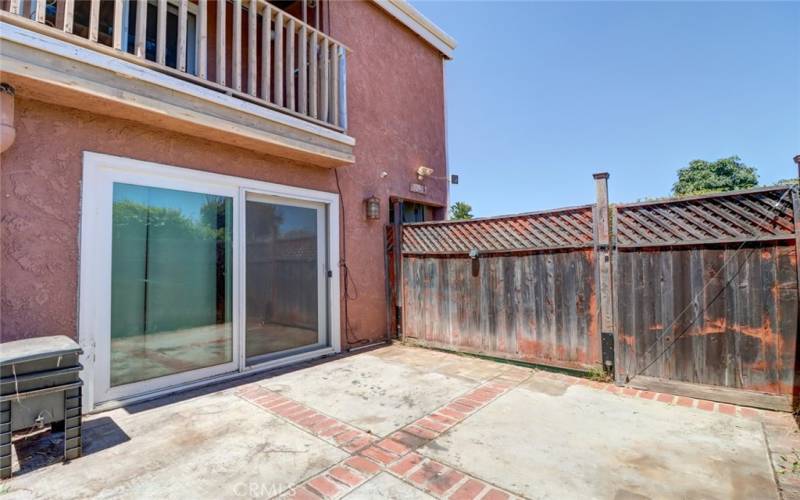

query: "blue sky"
(410, 1), (800, 216)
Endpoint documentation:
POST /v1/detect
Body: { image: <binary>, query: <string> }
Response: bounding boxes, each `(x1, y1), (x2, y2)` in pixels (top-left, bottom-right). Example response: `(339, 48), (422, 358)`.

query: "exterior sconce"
(417, 166), (434, 181)
(365, 196), (381, 220)
(0, 84), (16, 154)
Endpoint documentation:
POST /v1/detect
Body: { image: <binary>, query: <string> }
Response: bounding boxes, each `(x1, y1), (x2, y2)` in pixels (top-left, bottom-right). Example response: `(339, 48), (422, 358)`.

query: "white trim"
(0, 21), (354, 146)
(84, 159), (241, 404)
(372, 0), (456, 59)
(443, 61), (450, 215)
(237, 190), (248, 371)
(78, 152), (342, 412)
(328, 192), (342, 355)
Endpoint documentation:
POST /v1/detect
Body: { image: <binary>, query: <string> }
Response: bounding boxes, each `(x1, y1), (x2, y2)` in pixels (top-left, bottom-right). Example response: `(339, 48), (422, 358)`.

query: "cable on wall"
(334, 168), (369, 348)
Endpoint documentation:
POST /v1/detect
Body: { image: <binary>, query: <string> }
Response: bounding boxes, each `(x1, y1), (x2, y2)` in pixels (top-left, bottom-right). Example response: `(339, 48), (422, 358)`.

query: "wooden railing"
(1, 0), (348, 131)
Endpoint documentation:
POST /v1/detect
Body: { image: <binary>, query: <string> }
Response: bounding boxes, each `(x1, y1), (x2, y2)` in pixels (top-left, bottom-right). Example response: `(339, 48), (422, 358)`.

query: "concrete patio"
(3, 344), (798, 499)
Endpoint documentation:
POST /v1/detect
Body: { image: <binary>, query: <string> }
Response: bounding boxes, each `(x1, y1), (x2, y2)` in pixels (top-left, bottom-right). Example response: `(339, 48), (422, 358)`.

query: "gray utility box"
(1, 336), (83, 479)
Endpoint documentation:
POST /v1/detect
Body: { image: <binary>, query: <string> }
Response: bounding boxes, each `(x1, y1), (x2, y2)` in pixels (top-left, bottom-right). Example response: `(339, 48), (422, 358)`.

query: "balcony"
(0, 0), (354, 166)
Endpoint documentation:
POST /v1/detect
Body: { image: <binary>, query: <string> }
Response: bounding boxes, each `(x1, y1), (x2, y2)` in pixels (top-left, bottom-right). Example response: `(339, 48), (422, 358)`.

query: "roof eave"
(372, 0), (457, 59)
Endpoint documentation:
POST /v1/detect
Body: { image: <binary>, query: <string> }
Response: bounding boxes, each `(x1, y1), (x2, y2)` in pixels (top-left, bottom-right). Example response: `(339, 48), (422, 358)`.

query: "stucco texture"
(0, 1), (448, 350)
(327, 0), (448, 343)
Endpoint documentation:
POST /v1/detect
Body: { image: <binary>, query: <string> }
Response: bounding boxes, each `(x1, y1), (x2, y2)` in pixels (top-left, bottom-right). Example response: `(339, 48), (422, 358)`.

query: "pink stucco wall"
(327, 0), (448, 344)
(0, 1), (448, 348)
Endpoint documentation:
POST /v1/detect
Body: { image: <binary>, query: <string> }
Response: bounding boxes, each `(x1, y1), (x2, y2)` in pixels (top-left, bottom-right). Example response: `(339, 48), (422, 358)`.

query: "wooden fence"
(612, 187), (799, 410)
(395, 205), (601, 371)
(387, 178), (800, 410)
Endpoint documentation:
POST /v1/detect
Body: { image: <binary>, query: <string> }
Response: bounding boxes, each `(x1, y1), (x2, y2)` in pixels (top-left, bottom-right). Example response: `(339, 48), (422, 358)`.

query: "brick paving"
(236, 362), (783, 499)
(4, 345), (794, 499)
(237, 373), (529, 499)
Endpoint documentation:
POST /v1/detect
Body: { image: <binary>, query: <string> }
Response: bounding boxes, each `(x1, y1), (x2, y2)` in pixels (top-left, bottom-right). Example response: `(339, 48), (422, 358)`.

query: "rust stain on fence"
(390, 184), (799, 409)
(400, 204), (601, 371)
(614, 186), (798, 400)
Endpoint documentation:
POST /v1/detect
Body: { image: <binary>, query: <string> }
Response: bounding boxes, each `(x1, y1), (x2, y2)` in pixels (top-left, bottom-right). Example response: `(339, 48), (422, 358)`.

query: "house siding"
(0, 1), (448, 348)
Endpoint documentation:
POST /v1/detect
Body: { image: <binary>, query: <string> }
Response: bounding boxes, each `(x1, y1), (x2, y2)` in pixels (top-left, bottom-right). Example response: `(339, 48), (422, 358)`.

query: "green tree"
(672, 156), (758, 196)
(449, 201), (474, 220)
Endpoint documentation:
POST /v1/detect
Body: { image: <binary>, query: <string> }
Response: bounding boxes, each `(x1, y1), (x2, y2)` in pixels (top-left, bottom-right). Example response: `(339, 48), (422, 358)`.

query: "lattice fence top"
(402, 205), (595, 255)
(614, 186), (797, 248)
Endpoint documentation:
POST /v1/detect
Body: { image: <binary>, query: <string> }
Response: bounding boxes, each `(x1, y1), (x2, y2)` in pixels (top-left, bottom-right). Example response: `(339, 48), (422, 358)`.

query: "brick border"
(398, 378), (519, 443)
(535, 371), (765, 420)
(282, 455), (383, 499)
(387, 452), (513, 500)
(281, 449), (518, 500)
(237, 365), (767, 499)
(236, 385), (378, 454)
(236, 367), (531, 499)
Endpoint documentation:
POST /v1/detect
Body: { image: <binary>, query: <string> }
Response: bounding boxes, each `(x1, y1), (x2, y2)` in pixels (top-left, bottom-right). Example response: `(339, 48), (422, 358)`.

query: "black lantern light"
(365, 196), (381, 220)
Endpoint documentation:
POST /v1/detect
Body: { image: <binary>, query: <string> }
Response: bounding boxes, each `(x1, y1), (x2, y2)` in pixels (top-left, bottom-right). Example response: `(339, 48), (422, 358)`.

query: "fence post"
(793, 156), (800, 288)
(792, 156), (800, 409)
(593, 173), (616, 379)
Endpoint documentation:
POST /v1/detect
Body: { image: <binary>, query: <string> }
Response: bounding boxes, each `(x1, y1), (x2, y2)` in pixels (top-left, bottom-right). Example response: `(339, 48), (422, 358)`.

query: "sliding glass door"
(245, 194), (327, 364)
(80, 153), (339, 408)
(110, 184), (233, 387)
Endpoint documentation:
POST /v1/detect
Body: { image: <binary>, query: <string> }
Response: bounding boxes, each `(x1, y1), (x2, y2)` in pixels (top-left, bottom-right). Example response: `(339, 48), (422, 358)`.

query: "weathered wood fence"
(393, 205), (601, 372)
(612, 187), (799, 410)
(387, 178), (800, 410)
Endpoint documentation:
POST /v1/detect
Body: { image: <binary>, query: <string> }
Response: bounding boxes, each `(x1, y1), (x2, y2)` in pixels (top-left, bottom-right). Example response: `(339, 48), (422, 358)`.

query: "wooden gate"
(612, 186), (799, 410)
(387, 176), (800, 410)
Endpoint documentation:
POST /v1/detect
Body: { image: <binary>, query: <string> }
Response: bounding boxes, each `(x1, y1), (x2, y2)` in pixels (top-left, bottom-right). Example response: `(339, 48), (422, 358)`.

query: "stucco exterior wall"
(0, 1), (448, 349)
(327, 0), (448, 344)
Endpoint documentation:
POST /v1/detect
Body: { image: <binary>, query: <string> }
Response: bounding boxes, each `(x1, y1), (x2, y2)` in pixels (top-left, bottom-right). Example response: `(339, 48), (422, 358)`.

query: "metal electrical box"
(1, 336), (83, 479)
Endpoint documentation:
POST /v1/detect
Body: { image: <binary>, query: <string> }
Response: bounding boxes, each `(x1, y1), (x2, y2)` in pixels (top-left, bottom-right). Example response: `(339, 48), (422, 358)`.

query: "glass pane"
(110, 183), (233, 387)
(246, 200), (320, 360)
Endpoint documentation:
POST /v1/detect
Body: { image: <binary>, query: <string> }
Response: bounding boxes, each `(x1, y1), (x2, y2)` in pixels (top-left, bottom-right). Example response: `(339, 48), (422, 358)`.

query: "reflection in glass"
(246, 200), (320, 360)
(110, 183), (233, 387)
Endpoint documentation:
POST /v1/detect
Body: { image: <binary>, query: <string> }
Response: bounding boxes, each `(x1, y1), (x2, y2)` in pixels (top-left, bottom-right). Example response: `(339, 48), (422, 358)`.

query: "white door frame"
(78, 152), (341, 411)
(241, 192), (329, 367)
(81, 152), (241, 406)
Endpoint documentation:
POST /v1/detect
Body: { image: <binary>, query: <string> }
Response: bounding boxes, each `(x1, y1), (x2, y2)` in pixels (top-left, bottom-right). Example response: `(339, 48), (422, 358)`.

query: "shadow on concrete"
(12, 417), (130, 477)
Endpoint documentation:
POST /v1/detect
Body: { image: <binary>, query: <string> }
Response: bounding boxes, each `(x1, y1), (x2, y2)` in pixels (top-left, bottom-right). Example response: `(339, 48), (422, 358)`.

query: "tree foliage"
(672, 156), (758, 196)
(449, 201), (474, 220)
(772, 178), (799, 187)
(113, 199), (230, 242)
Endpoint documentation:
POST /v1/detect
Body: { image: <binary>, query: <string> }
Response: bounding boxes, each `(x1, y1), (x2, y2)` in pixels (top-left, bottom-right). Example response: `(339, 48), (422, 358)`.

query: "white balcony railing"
(1, 0), (347, 131)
